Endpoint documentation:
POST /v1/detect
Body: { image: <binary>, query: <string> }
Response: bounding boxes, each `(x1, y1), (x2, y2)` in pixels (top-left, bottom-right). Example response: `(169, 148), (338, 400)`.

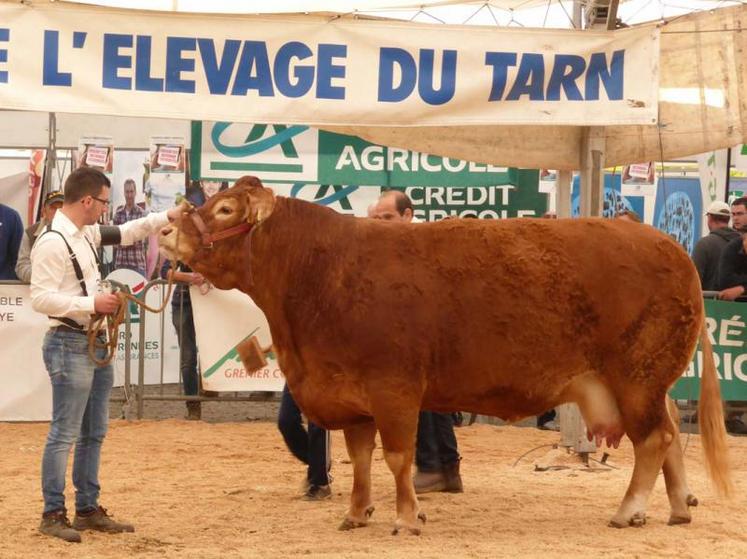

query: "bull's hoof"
(339, 506), (376, 531)
(668, 515), (692, 526)
(391, 512), (426, 536)
(608, 512), (646, 528)
(686, 494), (699, 508)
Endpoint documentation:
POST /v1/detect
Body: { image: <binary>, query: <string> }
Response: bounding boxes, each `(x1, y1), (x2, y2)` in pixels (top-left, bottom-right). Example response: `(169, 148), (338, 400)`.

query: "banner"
(0, 284), (52, 421)
(671, 299), (747, 402)
(27, 149), (45, 225)
(195, 121), (511, 185)
(0, 2), (658, 127)
(191, 287), (284, 392)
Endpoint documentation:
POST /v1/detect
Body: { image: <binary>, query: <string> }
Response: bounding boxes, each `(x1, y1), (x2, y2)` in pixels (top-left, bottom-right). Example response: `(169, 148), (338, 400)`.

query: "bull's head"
(159, 176), (275, 289)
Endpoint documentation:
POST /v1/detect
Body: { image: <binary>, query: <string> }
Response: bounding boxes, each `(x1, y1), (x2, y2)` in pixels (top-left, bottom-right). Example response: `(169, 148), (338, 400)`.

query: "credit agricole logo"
(207, 122), (319, 182)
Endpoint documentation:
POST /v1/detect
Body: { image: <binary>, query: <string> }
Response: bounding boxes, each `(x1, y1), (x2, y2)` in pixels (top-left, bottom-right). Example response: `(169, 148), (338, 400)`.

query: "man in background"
(691, 201), (740, 292)
(0, 202), (23, 280)
(112, 179), (147, 276)
(370, 189), (463, 494)
(15, 191), (65, 283)
(714, 197), (747, 435)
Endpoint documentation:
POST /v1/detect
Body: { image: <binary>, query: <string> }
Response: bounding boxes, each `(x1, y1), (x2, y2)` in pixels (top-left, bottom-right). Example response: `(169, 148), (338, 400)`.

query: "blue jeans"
(172, 303), (199, 396)
(41, 330), (113, 514)
(277, 384), (330, 487)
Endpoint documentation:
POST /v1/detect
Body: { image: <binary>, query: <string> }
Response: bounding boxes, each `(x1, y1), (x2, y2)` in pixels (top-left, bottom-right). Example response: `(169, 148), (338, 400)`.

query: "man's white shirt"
(30, 209), (169, 328)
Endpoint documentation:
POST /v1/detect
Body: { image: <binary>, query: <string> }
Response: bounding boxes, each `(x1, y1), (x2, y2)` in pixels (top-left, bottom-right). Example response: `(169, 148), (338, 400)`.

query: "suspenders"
(41, 225), (101, 330)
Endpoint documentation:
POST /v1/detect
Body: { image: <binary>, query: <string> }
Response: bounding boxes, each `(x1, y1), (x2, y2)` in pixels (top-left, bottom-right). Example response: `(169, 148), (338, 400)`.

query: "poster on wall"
(77, 136), (113, 175)
(146, 136), (185, 213)
(571, 173), (646, 219)
(652, 177), (703, 256)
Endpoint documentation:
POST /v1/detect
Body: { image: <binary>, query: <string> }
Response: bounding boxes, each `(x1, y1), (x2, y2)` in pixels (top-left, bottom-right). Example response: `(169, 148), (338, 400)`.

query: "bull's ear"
(246, 187), (275, 223)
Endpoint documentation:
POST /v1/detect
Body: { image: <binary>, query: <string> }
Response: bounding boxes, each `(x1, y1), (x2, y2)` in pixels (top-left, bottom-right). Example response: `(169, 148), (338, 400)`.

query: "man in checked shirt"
(112, 178), (147, 277)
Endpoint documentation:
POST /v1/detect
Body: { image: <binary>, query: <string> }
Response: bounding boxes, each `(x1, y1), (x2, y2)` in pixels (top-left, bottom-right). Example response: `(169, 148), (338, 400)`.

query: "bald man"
(369, 190), (463, 493)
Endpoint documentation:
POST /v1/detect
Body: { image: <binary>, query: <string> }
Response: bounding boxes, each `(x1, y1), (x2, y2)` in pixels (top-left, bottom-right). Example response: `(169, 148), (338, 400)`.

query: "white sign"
(0, 2), (659, 126)
(190, 287), (285, 392)
(0, 284), (52, 421)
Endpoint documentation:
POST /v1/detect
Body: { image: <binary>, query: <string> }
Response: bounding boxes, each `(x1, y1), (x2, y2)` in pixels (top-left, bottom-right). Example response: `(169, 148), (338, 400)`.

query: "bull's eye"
(218, 206), (232, 215)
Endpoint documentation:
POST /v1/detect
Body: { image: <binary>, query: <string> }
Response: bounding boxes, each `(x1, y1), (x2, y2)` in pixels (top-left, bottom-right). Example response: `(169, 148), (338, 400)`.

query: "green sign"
(671, 299), (747, 401)
(392, 169), (545, 220)
(193, 121), (511, 188)
(316, 130), (510, 187)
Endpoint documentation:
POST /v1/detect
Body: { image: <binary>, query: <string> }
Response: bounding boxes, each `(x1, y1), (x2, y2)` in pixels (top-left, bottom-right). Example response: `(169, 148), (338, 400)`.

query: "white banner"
(190, 287), (285, 392)
(0, 284), (52, 421)
(0, 2), (658, 126)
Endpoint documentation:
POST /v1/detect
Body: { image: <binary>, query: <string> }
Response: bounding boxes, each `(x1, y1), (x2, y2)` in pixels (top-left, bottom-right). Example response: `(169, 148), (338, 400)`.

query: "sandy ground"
(1, 416), (746, 559)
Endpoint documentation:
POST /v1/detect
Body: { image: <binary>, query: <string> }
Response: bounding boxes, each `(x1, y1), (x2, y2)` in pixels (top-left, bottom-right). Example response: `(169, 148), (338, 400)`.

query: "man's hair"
(617, 209), (642, 223)
(123, 178), (136, 189)
(381, 189), (413, 216)
(64, 167), (111, 203)
(731, 196), (747, 210)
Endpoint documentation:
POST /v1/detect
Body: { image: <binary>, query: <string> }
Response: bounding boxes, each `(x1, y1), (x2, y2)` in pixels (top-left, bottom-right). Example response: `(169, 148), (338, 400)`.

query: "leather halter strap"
(186, 204), (252, 247)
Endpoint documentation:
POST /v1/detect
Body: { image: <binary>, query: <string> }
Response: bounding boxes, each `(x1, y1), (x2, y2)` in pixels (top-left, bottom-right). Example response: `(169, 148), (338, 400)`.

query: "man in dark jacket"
(692, 201), (740, 291)
(715, 196), (747, 435)
(717, 197), (747, 300)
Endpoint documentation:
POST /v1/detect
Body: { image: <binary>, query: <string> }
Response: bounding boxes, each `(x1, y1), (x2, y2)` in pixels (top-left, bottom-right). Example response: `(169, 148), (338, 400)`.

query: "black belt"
(51, 324), (106, 337)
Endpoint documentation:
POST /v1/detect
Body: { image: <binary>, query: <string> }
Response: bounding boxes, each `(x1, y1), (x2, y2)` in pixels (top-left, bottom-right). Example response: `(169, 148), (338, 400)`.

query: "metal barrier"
(110, 278), (278, 420)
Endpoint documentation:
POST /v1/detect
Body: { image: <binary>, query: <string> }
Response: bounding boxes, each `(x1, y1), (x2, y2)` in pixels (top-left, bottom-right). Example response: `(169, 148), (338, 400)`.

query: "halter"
(185, 202), (252, 248)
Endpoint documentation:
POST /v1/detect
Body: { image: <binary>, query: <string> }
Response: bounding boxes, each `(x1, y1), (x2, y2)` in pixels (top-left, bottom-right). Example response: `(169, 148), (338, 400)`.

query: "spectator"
(277, 384), (332, 500)
(716, 197), (747, 300)
(159, 180), (223, 420)
(160, 260), (208, 420)
(15, 191), (64, 283)
(692, 201), (739, 291)
(0, 202), (23, 280)
(112, 179), (147, 276)
(370, 189), (463, 494)
(714, 196), (747, 435)
(537, 210), (559, 430)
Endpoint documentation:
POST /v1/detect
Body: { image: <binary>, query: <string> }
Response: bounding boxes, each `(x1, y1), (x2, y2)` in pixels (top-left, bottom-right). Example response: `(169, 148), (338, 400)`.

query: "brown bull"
(159, 176), (731, 534)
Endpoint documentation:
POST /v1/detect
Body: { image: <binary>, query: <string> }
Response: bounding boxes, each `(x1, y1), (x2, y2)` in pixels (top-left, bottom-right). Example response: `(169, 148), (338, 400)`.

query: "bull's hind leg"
(372, 402), (424, 535)
(609, 392), (675, 528)
(662, 397), (698, 525)
(339, 420), (377, 530)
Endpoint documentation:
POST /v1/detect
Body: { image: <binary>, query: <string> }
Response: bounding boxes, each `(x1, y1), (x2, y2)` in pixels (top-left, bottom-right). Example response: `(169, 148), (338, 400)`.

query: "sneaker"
(303, 484), (332, 501)
(73, 506), (134, 533)
(39, 509), (81, 543)
(725, 417), (747, 435)
(413, 470), (447, 494)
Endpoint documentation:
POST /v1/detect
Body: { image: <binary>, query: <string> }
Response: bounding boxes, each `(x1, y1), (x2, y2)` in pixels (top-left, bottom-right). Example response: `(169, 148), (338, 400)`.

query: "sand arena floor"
(1, 416), (746, 559)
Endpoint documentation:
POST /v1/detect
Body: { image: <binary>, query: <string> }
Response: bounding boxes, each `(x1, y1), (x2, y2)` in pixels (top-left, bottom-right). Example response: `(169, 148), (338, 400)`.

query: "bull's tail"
(697, 321), (732, 497)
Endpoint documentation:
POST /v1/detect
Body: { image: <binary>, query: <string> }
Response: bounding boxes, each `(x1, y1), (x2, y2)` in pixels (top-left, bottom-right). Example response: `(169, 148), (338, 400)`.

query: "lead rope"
(87, 214), (184, 366)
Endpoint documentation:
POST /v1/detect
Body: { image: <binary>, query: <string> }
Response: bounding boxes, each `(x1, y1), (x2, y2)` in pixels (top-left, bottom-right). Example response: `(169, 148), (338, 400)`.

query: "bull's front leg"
(374, 404), (425, 536)
(339, 420), (377, 530)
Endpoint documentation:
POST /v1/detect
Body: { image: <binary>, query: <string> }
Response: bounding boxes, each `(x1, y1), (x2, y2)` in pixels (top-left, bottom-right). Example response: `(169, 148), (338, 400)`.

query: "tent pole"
(43, 112), (57, 197)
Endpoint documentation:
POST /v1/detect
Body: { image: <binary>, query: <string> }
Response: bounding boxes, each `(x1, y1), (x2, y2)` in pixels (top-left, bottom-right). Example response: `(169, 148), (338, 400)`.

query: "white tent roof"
(59, 0), (742, 27)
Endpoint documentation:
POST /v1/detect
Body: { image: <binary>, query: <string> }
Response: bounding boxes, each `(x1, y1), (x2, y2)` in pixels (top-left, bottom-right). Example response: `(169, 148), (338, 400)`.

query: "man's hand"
(94, 293), (120, 314)
(717, 286), (745, 301)
(190, 272), (206, 286)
